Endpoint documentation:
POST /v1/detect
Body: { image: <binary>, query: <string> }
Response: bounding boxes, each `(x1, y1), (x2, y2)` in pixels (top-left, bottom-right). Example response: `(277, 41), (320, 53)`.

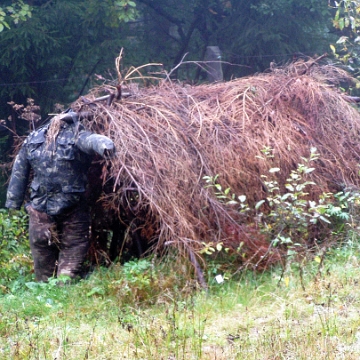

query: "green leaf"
(285, 184), (294, 192)
(338, 17), (345, 30)
(304, 167), (315, 174)
(87, 287), (105, 297)
(281, 193), (292, 201)
(269, 167), (280, 173)
(319, 215), (331, 224)
(255, 199), (265, 209)
(336, 35), (348, 44)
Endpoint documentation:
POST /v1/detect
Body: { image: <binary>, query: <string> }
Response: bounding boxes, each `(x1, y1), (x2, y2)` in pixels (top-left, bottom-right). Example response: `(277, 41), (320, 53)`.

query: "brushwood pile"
(72, 60), (360, 272)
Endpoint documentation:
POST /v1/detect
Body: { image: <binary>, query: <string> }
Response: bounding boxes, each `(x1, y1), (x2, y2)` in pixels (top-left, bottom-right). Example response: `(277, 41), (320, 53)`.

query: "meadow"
(1, 242), (360, 360)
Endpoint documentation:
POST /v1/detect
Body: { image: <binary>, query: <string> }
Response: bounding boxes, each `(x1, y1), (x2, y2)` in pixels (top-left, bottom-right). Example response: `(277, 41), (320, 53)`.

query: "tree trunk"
(204, 46), (223, 82)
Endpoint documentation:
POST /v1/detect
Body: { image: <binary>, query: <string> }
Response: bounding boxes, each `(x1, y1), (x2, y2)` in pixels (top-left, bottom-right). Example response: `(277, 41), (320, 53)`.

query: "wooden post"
(204, 46), (223, 82)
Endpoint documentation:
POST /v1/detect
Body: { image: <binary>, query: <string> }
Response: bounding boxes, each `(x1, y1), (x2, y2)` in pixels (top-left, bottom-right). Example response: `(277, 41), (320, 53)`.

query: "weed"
(0, 250), (360, 358)
(0, 208), (32, 292)
(203, 147), (360, 279)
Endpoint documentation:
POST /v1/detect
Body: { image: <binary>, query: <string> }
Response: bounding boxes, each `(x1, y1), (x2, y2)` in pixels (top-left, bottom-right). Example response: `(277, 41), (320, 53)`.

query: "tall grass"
(2, 241), (360, 359)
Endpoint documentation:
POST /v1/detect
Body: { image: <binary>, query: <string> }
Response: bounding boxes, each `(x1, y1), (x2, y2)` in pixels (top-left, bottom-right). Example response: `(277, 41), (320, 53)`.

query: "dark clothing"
(6, 120), (113, 215)
(5, 116), (115, 281)
(28, 202), (90, 281)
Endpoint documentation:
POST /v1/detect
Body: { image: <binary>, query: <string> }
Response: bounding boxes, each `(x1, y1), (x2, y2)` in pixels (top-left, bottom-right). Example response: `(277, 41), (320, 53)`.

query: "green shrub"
(0, 208), (32, 292)
(203, 147), (360, 269)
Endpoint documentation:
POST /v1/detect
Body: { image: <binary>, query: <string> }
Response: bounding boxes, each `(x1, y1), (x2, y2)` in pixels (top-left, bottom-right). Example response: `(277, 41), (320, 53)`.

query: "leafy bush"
(203, 147), (360, 269)
(0, 208), (32, 292)
(255, 148), (360, 249)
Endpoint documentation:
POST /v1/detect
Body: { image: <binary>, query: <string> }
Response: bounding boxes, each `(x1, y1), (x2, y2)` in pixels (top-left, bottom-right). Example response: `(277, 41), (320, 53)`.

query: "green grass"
(2, 244), (360, 359)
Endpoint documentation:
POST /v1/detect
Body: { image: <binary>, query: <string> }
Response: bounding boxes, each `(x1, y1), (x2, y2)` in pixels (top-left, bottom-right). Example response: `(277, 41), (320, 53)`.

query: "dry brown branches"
(73, 59), (360, 272)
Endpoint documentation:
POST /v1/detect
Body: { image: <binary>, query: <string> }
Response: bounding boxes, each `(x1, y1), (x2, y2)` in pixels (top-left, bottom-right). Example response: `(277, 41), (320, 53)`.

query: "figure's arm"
(5, 142), (31, 209)
(76, 130), (115, 158)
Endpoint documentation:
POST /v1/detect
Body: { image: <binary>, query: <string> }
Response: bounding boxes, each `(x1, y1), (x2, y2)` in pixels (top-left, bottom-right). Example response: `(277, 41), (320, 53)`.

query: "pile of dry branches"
(73, 58), (360, 275)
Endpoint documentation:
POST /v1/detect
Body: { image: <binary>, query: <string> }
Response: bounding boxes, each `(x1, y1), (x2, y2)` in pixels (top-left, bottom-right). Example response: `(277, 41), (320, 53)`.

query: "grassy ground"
(1, 244), (360, 360)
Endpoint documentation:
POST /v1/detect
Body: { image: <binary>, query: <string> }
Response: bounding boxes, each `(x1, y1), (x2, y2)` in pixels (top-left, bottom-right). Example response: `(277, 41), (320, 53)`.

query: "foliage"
(203, 174), (249, 211)
(0, 0), (139, 120)
(256, 147), (330, 246)
(2, 246), (360, 358)
(331, 0), (360, 32)
(0, 0), (32, 32)
(0, 0), (338, 175)
(85, 0), (138, 27)
(105, 258), (159, 303)
(203, 147), (360, 270)
(329, 0), (360, 88)
(0, 208), (32, 293)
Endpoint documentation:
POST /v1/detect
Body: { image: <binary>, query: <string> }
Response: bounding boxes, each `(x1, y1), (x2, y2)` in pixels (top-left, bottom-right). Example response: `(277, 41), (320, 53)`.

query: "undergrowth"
(203, 147), (360, 274)
(2, 148), (360, 358)
(1, 241), (360, 359)
(0, 208), (32, 293)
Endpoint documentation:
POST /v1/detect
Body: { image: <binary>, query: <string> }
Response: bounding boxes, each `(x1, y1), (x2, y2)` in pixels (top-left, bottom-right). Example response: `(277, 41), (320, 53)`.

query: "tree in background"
(0, 0), (334, 121)
(0, 0), (334, 119)
(135, 0), (332, 79)
(0, 0), (137, 119)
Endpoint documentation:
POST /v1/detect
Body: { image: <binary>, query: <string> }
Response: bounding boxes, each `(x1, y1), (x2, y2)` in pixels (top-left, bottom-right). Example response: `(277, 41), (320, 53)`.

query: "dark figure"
(6, 112), (115, 282)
